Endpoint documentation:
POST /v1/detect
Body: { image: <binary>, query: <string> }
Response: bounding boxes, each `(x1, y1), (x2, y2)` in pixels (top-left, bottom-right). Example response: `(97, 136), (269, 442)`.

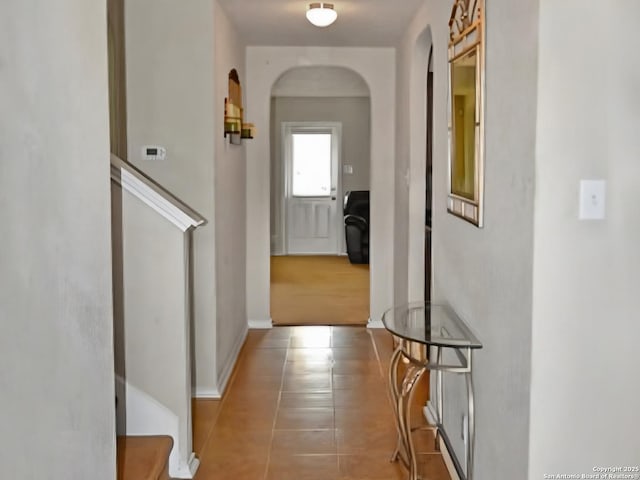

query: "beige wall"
(125, 0), (248, 397)
(396, 0), (539, 477)
(398, 1), (640, 477)
(213, 0), (248, 392)
(529, 1), (640, 475)
(125, 0), (219, 393)
(0, 0), (116, 477)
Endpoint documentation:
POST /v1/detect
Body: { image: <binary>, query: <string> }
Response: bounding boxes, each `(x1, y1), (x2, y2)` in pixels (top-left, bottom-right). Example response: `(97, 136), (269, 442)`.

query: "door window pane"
(292, 133), (331, 197)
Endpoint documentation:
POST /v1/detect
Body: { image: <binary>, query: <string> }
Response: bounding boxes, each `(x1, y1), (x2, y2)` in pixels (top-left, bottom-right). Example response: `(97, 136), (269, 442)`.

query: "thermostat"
(141, 145), (166, 161)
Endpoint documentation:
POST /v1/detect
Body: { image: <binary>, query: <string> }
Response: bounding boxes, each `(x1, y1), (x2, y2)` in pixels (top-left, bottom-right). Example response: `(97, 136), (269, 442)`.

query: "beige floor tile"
(331, 359), (381, 375)
(332, 386), (390, 408)
(258, 326), (294, 338)
(417, 453), (452, 480)
(286, 348), (333, 364)
(200, 427), (272, 460)
(332, 336), (375, 348)
(192, 399), (221, 454)
(230, 372), (283, 389)
(282, 373), (332, 392)
(270, 429), (337, 455)
(194, 453), (268, 480)
(191, 326), (450, 480)
(334, 407), (396, 431)
(214, 406), (277, 431)
(279, 391), (334, 408)
(222, 388), (280, 410)
(275, 407), (335, 430)
(336, 426), (398, 455)
(283, 362), (332, 376)
(266, 454), (340, 480)
(338, 453), (406, 480)
(234, 362), (285, 379)
(332, 347), (378, 361)
(240, 349), (288, 366)
(332, 373), (384, 390)
(289, 335), (332, 349)
(244, 335), (292, 350)
(290, 325), (333, 337)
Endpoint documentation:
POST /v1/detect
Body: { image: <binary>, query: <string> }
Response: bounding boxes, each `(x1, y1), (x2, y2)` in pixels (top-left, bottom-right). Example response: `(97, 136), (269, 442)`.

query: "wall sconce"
(306, 2), (337, 28)
(224, 69), (255, 145)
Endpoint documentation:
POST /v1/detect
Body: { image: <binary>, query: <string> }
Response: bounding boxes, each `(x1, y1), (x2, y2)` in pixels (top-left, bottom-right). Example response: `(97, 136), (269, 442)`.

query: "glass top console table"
(382, 302), (482, 480)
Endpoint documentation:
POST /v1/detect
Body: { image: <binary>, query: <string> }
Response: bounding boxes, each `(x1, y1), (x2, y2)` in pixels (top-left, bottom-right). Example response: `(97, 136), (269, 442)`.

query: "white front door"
(284, 123), (341, 254)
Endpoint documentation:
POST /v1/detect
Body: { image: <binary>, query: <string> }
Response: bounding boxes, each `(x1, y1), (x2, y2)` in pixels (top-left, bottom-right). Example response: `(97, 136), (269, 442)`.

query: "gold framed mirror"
(447, 0), (485, 226)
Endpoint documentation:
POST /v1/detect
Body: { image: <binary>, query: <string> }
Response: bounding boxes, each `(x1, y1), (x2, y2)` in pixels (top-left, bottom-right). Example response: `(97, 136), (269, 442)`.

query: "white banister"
(110, 154), (205, 232)
(110, 154), (205, 478)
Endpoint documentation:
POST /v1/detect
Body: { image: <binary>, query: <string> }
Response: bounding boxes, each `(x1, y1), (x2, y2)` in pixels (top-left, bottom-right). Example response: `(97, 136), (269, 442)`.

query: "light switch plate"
(343, 164), (353, 174)
(579, 180), (606, 220)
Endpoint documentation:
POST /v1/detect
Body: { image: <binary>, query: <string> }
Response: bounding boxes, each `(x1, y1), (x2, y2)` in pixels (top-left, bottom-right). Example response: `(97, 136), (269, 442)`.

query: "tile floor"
(192, 326), (451, 480)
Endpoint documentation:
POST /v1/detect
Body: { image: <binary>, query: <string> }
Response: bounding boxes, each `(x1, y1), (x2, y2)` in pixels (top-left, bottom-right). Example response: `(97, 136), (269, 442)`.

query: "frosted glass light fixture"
(306, 2), (337, 27)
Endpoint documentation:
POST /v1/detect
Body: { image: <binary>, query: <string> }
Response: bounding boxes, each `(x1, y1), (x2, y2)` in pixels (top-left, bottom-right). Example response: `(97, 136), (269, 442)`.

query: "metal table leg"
(389, 344), (409, 467)
(389, 341), (426, 480)
(465, 351), (475, 480)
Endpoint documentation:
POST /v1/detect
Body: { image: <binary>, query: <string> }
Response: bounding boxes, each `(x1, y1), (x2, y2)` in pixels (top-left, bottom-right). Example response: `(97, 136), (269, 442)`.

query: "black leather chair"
(344, 190), (370, 264)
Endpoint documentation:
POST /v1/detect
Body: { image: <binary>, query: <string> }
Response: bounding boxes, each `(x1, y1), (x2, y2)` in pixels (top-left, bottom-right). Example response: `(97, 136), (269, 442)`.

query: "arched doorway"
(408, 27), (434, 303)
(268, 66), (371, 325)
(244, 48), (396, 330)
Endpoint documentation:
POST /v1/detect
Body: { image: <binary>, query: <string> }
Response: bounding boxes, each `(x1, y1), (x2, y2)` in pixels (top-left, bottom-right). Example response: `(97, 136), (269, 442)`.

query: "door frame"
(425, 46), (434, 302)
(280, 121), (343, 255)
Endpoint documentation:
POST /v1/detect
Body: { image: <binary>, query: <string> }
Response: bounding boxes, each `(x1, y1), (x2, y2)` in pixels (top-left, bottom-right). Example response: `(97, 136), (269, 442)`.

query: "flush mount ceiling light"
(306, 2), (338, 28)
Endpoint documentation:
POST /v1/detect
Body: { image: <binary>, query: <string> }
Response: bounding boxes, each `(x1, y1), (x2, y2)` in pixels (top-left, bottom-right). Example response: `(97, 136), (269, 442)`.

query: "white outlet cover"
(579, 180), (606, 220)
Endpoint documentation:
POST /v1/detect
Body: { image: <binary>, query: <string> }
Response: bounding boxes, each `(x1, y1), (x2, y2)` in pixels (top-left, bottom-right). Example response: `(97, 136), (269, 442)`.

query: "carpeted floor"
(270, 256), (369, 326)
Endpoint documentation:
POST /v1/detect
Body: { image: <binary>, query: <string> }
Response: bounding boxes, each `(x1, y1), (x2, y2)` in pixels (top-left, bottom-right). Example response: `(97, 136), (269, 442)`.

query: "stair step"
(117, 435), (173, 480)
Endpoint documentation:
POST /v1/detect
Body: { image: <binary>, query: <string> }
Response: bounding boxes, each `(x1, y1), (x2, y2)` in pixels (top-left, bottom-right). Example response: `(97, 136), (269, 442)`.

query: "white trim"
(193, 387), (221, 399)
(366, 317), (384, 329)
(424, 402), (461, 480)
(215, 326), (249, 396)
(248, 317), (273, 329)
(424, 401), (438, 426)
(193, 325), (250, 399)
(110, 154), (206, 232)
(172, 454), (200, 479)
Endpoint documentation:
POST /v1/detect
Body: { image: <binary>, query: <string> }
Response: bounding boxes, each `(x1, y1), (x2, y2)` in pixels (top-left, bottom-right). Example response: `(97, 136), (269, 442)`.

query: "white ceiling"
(217, 0), (425, 47)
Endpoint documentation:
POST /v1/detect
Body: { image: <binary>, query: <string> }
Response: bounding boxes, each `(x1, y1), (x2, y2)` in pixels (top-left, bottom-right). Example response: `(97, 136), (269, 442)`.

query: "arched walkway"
(245, 47), (396, 329)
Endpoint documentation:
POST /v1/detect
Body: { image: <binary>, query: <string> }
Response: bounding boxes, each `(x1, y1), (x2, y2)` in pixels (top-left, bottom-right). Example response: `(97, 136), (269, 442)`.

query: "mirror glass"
(450, 48), (477, 201)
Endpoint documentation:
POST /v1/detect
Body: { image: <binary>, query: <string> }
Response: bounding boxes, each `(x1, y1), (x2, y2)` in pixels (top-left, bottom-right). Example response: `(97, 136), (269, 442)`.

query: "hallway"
(192, 326), (450, 480)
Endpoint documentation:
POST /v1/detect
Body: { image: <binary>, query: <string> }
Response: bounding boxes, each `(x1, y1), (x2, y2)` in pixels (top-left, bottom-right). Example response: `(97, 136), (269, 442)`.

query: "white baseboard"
(172, 453), (200, 479)
(193, 387), (221, 399)
(215, 326), (248, 397)
(424, 401), (438, 426)
(248, 317), (273, 329)
(423, 402), (461, 480)
(193, 326), (249, 399)
(366, 317), (384, 329)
